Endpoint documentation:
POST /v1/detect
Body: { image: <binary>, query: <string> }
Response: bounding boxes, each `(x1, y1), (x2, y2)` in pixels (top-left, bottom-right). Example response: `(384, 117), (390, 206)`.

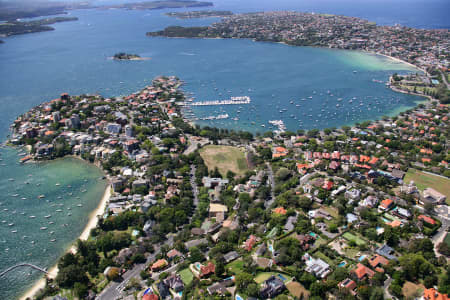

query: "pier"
(0, 263), (48, 277)
(185, 96), (251, 106)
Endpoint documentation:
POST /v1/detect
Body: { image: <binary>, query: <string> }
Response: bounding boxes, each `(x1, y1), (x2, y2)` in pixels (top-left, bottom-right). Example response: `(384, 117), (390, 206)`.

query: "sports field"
(404, 168), (450, 204)
(199, 145), (249, 176)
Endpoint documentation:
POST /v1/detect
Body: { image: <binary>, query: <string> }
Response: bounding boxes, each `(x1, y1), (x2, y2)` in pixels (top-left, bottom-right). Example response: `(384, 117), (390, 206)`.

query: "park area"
(404, 168), (450, 204)
(226, 259), (244, 275)
(199, 145), (249, 176)
(286, 281), (310, 299)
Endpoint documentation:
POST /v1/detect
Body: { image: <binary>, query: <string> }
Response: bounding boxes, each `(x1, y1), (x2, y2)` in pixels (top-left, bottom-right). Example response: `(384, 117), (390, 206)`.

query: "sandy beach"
(21, 185), (111, 300)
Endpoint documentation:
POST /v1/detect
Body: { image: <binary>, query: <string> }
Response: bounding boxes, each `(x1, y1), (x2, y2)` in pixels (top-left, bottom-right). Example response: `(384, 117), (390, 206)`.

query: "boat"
(38, 195), (45, 199)
(8, 223), (14, 226)
(48, 222), (54, 225)
(40, 227), (47, 230)
(50, 239), (56, 242)
(56, 209), (62, 212)
(11, 230), (17, 233)
(77, 204), (82, 207)
(45, 215), (51, 218)
(29, 215), (36, 218)
(55, 183), (60, 186)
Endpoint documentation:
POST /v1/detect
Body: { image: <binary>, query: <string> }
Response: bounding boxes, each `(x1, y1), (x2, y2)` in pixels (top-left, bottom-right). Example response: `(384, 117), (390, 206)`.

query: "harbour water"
(0, 0), (447, 298)
(0, 148), (107, 299)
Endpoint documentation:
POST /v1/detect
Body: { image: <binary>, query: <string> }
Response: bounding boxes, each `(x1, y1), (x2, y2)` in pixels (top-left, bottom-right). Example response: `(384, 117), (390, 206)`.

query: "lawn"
(286, 281), (309, 299)
(199, 145), (249, 176)
(227, 259), (244, 275)
(314, 251), (336, 266)
(402, 281), (425, 299)
(254, 272), (292, 284)
(404, 168), (450, 204)
(444, 233), (450, 247)
(343, 232), (367, 246)
(179, 268), (194, 285)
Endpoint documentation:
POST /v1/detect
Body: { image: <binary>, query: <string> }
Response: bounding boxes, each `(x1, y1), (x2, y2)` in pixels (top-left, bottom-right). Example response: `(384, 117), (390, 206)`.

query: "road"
(383, 276), (396, 300)
(439, 70), (450, 89)
(190, 165), (199, 208)
(265, 162), (275, 209)
(97, 236), (174, 300)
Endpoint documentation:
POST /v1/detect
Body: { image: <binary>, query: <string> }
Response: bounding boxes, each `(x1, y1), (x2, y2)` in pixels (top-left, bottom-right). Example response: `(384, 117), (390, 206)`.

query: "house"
(345, 189), (361, 200)
(423, 188), (447, 204)
(272, 146), (288, 158)
(303, 253), (331, 278)
(392, 207), (412, 219)
(151, 259), (168, 272)
(209, 203), (228, 222)
(421, 288), (449, 300)
(368, 254), (389, 270)
(202, 177), (229, 188)
(273, 207), (287, 215)
(284, 214), (298, 232)
(346, 213), (358, 224)
(207, 277), (235, 295)
(260, 276), (285, 299)
(223, 251), (240, 263)
(360, 195), (379, 208)
(157, 281), (170, 299)
(142, 294), (158, 300)
(244, 235), (257, 251)
(376, 244), (397, 260)
(163, 274), (184, 292)
(339, 278), (357, 295)
(200, 262), (216, 278)
(292, 233), (315, 251)
(352, 263), (375, 281)
(379, 199), (394, 211)
(308, 209), (332, 220)
(418, 214), (436, 225)
(167, 249), (183, 260)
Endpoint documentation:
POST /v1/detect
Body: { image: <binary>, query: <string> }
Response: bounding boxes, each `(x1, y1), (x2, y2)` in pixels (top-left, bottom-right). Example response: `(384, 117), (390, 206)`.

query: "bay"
(0, 1), (445, 298)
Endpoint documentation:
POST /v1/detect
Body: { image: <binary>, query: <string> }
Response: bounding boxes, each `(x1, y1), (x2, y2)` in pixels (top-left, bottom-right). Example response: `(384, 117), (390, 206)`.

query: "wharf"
(184, 96), (251, 106)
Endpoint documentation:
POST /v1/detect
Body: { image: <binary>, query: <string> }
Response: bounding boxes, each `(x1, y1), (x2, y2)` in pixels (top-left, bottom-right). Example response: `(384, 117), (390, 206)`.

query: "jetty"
(185, 96), (251, 106)
(0, 263), (48, 277)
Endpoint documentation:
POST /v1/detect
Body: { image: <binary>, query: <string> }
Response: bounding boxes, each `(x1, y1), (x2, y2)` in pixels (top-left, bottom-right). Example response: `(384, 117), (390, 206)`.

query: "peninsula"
(102, 0), (213, 11)
(8, 74), (450, 300)
(165, 10), (233, 19)
(147, 12), (449, 91)
(0, 16), (78, 37)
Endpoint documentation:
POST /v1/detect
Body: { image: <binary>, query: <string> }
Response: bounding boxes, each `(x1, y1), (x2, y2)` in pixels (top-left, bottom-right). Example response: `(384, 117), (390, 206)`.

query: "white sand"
(21, 185), (111, 300)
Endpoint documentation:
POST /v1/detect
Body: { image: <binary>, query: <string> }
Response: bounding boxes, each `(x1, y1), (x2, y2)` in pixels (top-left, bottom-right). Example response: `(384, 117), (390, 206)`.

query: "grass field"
(444, 233), (450, 247)
(286, 281), (309, 299)
(254, 272), (292, 284)
(199, 145), (249, 176)
(227, 259), (244, 275)
(179, 268), (194, 285)
(402, 281), (424, 299)
(343, 232), (367, 246)
(404, 168), (450, 204)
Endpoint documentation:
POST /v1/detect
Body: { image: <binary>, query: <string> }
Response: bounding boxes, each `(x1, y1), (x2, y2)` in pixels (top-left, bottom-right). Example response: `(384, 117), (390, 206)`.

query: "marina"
(185, 96), (251, 106)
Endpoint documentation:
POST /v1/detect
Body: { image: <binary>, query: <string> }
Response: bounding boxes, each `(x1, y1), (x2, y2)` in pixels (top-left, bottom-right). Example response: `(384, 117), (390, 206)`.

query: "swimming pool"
(309, 232), (317, 238)
(358, 255), (367, 261)
(236, 294), (243, 300)
(278, 274), (287, 281)
(338, 261), (347, 267)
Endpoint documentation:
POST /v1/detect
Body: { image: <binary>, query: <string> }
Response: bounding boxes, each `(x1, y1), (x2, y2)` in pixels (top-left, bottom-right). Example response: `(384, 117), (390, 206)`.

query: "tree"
(74, 282), (88, 299)
(215, 260), (225, 277)
(235, 272), (254, 291)
(189, 247), (204, 263)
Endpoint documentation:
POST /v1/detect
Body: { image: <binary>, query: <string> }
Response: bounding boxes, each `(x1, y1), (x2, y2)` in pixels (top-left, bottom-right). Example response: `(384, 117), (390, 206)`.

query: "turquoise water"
(0, 148), (107, 299)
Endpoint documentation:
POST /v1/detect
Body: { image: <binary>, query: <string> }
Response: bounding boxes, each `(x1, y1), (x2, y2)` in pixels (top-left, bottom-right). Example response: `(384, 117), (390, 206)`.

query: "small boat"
(40, 227), (47, 230)
(11, 230), (17, 233)
(48, 222), (54, 225)
(38, 195), (45, 199)
(56, 209), (62, 212)
(29, 215), (36, 218)
(8, 223), (14, 226)
(55, 183), (60, 186)
(77, 204), (82, 207)
(50, 239), (56, 242)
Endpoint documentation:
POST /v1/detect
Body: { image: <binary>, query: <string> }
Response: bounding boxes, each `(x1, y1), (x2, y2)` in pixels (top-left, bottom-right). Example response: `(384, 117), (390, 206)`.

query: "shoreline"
(21, 184), (111, 300)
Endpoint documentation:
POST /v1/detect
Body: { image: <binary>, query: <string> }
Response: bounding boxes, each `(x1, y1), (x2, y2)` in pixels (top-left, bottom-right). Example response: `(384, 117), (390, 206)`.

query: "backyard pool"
(358, 255), (367, 261)
(338, 261), (347, 267)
